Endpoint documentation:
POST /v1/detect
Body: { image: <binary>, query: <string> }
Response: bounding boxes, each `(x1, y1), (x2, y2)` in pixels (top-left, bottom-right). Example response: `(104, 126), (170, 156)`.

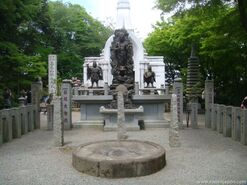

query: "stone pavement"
(0, 112), (247, 185)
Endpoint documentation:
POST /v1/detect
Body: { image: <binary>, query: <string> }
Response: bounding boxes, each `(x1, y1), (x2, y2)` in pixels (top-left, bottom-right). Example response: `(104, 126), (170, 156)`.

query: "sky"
(52, 0), (162, 39)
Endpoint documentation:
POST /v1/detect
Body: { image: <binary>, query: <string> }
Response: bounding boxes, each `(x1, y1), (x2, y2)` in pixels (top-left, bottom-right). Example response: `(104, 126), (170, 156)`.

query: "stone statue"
(87, 61), (103, 87)
(144, 65), (156, 87)
(110, 29), (134, 86)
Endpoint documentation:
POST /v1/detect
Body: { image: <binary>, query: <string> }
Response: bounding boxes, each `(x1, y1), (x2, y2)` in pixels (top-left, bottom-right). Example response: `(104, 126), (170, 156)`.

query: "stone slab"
(72, 140), (166, 178)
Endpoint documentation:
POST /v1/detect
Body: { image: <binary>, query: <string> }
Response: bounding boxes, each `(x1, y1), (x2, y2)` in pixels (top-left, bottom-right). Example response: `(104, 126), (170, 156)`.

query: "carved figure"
(110, 29), (134, 85)
(144, 65), (156, 87)
(87, 61), (103, 87)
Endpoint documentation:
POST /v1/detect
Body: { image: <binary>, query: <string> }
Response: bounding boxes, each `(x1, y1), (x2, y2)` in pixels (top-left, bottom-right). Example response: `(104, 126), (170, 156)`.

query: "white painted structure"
(83, 0), (165, 90)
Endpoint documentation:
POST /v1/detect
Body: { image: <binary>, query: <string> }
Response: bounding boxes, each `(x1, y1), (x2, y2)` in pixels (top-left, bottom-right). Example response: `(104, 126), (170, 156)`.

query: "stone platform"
(72, 140), (166, 178)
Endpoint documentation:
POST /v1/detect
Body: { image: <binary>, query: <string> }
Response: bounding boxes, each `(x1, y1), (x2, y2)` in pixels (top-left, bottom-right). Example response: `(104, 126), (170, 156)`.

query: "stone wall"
(0, 105), (39, 147)
(206, 104), (247, 145)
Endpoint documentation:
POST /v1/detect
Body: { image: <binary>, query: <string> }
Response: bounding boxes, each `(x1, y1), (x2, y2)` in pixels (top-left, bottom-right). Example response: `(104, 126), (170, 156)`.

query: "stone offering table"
(100, 106), (144, 131)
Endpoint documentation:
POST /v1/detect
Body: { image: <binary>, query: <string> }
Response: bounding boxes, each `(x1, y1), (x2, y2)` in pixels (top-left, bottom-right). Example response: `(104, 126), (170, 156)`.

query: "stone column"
(61, 80), (72, 130)
(217, 105), (223, 134)
(211, 105), (217, 130)
(135, 82), (139, 95)
(53, 97), (64, 147)
(47, 104), (54, 130)
(104, 82), (108, 95)
(232, 107), (241, 141)
(205, 80), (214, 128)
(223, 106), (232, 137)
(1, 110), (12, 143)
(241, 109), (247, 145)
(0, 111), (2, 146)
(13, 108), (21, 138)
(169, 94), (181, 147)
(191, 103), (198, 129)
(173, 78), (183, 128)
(48, 54), (57, 96)
(117, 91), (127, 140)
(31, 80), (42, 129)
(18, 97), (26, 107)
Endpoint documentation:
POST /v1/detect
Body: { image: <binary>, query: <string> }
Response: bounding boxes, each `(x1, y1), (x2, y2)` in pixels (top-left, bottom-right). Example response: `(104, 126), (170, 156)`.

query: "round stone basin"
(72, 140), (166, 178)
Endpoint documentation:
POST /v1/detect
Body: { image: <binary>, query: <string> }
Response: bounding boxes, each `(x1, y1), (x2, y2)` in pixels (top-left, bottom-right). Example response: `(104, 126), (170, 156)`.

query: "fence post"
(223, 106), (232, 137)
(47, 104), (54, 130)
(191, 103), (198, 129)
(232, 107), (241, 141)
(0, 111), (3, 146)
(240, 109), (247, 145)
(211, 104), (217, 131)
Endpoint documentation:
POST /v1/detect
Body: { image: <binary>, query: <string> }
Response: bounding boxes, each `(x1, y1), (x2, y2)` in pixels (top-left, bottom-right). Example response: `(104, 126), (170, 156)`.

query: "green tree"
(145, 2), (247, 105)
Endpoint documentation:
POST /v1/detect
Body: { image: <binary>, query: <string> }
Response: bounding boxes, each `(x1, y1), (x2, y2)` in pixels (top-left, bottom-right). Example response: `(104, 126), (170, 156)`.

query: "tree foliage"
(145, 1), (247, 105)
(0, 0), (112, 107)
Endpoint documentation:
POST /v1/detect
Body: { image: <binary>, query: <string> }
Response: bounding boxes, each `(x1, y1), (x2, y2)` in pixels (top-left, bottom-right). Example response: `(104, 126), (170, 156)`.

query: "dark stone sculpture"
(144, 65), (156, 87)
(87, 61), (103, 88)
(110, 29), (134, 88)
(107, 29), (135, 108)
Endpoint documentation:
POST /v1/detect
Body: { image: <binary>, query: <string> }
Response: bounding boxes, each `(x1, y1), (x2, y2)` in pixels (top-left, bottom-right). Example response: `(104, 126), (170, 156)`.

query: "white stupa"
(84, 0), (165, 89)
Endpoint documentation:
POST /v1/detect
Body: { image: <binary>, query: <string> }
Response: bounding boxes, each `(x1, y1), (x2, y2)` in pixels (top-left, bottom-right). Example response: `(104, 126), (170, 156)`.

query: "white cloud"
(57, 0), (161, 39)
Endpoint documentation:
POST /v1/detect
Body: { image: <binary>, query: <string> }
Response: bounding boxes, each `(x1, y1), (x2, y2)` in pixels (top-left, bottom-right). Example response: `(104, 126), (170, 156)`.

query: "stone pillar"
(13, 108), (21, 138)
(2, 110), (12, 143)
(169, 94), (181, 147)
(211, 104), (217, 130)
(0, 111), (2, 145)
(216, 105), (223, 134)
(135, 82), (139, 95)
(47, 104), (54, 130)
(28, 106), (34, 132)
(18, 97), (26, 107)
(173, 78), (183, 128)
(223, 106), (232, 137)
(241, 109), (247, 145)
(117, 91), (127, 140)
(53, 97), (64, 147)
(48, 54), (57, 96)
(61, 80), (72, 130)
(205, 80), (214, 128)
(31, 80), (42, 129)
(191, 103), (198, 129)
(165, 85), (169, 95)
(104, 82), (108, 95)
(232, 107), (241, 141)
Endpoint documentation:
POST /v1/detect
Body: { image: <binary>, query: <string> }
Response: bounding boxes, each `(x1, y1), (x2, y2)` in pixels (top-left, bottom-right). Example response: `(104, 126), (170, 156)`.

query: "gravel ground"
(0, 112), (247, 185)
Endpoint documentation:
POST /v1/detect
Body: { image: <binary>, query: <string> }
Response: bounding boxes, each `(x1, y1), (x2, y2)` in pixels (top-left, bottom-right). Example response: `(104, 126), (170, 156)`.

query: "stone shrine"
(73, 0), (171, 130)
(83, 0), (165, 89)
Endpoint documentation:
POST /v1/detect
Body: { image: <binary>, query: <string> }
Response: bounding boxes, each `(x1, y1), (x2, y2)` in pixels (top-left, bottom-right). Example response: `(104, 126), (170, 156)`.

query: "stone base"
(104, 124), (140, 131)
(73, 120), (104, 130)
(72, 140), (166, 178)
(144, 120), (170, 128)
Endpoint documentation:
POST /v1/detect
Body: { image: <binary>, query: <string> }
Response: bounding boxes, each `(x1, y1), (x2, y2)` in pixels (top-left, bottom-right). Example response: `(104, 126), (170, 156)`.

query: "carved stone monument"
(110, 29), (134, 89)
(48, 54), (57, 96)
(169, 94), (181, 147)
